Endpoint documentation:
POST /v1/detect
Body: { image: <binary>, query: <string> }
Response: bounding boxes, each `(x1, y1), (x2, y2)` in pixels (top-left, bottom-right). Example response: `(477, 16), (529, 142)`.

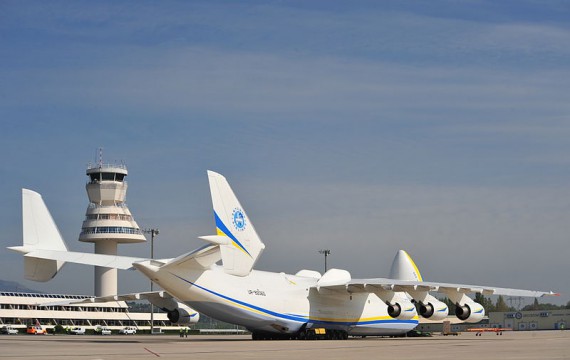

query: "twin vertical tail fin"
(205, 171), (265, 276)
(19, 189), (68, 281)
(389, 250), (423, 281)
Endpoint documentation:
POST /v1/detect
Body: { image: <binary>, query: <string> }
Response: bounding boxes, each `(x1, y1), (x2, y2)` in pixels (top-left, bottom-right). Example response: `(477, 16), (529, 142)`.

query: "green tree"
(495, 295), (510, 312)
(475, 293), (496, 313)
(53, 324), (65, 334)
(522, 298), (567, 311)
(440, 297), (456, 315)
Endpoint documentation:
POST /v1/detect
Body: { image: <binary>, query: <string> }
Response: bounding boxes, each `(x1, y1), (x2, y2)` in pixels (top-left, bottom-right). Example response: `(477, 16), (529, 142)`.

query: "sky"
(1, 0), (569, 307)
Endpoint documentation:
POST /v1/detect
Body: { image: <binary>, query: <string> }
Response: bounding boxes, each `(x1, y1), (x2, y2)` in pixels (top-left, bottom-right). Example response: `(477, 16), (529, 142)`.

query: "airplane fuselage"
(136, 262), (418, 336)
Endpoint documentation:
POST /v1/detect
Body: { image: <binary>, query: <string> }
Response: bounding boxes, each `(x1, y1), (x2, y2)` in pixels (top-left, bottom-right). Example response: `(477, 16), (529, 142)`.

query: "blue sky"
(1, 0), (569, 306)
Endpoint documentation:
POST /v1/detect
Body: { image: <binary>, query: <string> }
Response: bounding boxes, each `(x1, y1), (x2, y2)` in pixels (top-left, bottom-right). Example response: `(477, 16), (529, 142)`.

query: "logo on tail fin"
(232, 208), (246, 231)
(215, 211), (252, 257)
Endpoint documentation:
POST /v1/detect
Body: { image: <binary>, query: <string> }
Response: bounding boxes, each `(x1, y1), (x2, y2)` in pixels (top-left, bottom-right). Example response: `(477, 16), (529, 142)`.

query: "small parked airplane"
(9, 171), (558, 339)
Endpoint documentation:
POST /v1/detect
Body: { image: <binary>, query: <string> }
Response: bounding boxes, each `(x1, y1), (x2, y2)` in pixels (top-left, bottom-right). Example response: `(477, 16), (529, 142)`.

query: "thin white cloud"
(3, 47), (569, 121)
(469, 22), (570, 55)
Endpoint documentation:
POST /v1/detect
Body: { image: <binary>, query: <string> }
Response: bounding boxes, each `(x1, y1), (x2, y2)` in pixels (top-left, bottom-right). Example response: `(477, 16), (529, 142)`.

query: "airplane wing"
(161, 244), (221, 271)
(315, 277), (559, 298)
(312, 252), (559, 324)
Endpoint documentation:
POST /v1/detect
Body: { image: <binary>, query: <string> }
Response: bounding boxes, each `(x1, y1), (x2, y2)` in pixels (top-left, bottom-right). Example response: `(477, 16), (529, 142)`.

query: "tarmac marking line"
(144, 347), (161, 357)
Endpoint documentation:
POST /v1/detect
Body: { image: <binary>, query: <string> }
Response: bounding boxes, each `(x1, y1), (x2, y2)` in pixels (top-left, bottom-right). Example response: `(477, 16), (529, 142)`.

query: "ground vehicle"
(94, 326), (111, 335)
(119, 327), (136, 335)
(26, 325), (47, 335)
(70, 327), (86, 335)
(1, 325), (18, 335)
(406, 330), (432, 337)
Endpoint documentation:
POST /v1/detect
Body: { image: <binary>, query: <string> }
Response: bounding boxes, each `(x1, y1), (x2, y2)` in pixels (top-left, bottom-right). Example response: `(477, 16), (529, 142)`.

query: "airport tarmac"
(0, 331), (568, 360)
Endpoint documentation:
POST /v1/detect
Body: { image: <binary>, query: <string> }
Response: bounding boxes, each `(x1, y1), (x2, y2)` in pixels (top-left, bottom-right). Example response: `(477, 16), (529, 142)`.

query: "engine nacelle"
(386, 299), (417, 320)
(167, 307), (200, 325)
(418, 300), (449, 321)
(455, 301), (485, 323)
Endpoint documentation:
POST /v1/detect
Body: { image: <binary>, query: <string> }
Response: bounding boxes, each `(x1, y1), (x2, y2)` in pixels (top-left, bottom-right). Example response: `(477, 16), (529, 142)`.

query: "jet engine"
(417, 299), (449, 321)
(166, 307), (200, 325)
(454, 301), (485, 323)
(386, 299), (417, 320)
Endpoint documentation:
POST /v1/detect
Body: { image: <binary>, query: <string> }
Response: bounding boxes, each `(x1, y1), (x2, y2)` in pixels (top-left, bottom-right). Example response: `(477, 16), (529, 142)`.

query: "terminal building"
(489, 310), (568, 331)
(0, 291), (169, 331)
(417, 309), (569, 333)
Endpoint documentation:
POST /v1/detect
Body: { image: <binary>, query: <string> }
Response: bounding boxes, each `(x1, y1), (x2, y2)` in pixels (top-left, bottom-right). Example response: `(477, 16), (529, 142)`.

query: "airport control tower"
(79, 156), (146, 297)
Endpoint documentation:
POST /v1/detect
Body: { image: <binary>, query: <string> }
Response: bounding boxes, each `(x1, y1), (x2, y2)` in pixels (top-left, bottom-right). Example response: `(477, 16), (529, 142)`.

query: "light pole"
(144, 228), (159, 334)
(318, 249), (331, 273)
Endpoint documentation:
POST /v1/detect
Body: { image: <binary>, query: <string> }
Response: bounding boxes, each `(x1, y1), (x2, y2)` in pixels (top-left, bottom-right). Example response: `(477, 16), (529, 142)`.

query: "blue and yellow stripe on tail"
(214, 211), (251, 257)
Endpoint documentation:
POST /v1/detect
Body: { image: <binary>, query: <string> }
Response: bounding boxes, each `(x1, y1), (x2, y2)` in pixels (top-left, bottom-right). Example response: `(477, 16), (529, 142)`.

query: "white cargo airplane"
(9, 171), (558, 339)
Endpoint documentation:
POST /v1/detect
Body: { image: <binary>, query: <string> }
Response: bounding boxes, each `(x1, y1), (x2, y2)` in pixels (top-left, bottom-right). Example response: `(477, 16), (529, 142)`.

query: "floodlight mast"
(143, 228), (159, 334)
(318, 249), (331, 273)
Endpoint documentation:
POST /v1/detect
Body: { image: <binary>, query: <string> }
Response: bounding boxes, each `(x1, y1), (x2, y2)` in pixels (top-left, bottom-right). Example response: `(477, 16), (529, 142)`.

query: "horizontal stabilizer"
(198, 235), (230, 246)
(8, 247), (147, 270)
(162, 244), (222, 271)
